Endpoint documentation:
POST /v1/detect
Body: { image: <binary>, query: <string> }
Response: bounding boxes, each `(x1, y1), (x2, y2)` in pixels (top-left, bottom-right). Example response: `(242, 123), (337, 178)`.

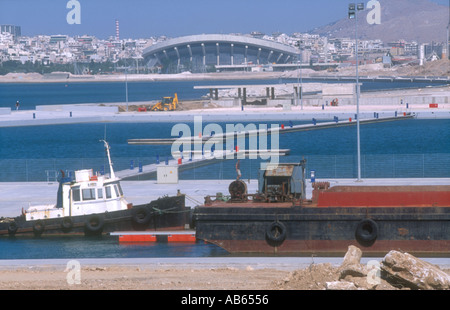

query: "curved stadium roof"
(143, 34), (299, 73)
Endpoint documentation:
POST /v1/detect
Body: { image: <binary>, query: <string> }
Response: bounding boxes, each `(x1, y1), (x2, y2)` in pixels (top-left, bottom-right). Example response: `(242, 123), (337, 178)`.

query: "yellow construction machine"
(151, 93), (179, 111)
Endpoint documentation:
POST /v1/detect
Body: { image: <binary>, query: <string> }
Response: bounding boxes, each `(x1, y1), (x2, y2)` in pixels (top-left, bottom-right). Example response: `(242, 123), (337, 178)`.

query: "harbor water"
(0, 119), (449, 182)
(0, 236), (229, 259)
(1, 78), (448, 110)
(0, 79), (449, 259)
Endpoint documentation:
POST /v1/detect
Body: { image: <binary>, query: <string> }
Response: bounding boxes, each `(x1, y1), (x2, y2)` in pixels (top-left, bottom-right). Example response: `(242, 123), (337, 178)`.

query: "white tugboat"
(0, 141), (187, 236)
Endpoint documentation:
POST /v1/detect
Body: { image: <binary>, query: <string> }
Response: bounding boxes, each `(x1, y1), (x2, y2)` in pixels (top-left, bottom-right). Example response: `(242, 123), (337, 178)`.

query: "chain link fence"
(1, 153), (449, 182)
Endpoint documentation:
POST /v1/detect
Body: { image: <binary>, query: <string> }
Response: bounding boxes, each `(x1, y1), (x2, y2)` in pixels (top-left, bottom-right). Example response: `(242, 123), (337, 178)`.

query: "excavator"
(151, 93), (179, 111)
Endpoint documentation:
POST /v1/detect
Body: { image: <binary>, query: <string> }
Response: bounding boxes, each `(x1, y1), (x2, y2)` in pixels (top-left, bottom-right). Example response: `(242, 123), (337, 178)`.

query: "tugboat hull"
(0, 195), (187, 237)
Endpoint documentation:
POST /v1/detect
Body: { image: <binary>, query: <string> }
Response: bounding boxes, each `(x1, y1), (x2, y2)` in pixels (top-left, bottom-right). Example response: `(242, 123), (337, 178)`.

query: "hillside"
(310, 0), (449, 43)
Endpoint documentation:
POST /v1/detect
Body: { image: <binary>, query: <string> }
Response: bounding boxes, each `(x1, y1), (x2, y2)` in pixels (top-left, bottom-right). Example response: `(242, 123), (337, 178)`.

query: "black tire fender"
(33, 220), (45, 236)
(85, 214), (104, 234)
(266, 221), (287, 243)
(7, 221), (18, 236)
(132, 206), (152, 225)
(355, 218), (378, 244)
(61, 217), (73, 232)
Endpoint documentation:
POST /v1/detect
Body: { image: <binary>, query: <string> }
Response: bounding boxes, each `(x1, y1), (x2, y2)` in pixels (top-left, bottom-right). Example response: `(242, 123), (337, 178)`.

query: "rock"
(341, 245), (362, 267)
(340, 264), (368, 279)
(326, 281), (358, 290)
(381, 250), (450, 290)
(339, 245), (367, 279)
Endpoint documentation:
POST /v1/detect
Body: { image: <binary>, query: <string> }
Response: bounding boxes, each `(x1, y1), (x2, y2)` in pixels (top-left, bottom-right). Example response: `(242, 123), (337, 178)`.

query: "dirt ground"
(1, 263), (448, 290)
(0, 265), (288, 290)
(118, 100), (220, 112)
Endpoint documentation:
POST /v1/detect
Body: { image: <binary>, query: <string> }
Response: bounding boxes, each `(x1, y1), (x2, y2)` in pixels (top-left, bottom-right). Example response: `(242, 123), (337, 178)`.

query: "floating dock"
(110, 230), (196, 243)
(127, 114), (415, 146)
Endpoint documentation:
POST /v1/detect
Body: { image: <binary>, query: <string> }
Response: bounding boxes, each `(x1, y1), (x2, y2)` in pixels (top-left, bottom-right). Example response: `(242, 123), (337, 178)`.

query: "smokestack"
(115, 19), (119, 41)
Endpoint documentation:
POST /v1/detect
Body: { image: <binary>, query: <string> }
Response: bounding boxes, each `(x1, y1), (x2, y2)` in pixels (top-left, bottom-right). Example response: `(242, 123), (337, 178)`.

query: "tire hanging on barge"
(355, 218), (378, 246)
(265, 221), (287, 246)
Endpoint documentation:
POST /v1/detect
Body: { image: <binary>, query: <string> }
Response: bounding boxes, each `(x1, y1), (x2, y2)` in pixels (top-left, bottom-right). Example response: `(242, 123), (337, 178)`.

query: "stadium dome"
(143, 34), (299, 73)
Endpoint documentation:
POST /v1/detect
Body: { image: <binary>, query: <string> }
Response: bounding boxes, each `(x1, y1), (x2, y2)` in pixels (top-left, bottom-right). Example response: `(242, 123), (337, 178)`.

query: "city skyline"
(1, 0), (448, 39)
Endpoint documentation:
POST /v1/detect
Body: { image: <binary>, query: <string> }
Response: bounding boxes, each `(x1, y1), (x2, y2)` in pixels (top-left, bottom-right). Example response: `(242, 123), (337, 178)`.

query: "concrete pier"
(0, 102), (448, 128)
(0, 84), (449, 127)
(1, 178), (448, 218)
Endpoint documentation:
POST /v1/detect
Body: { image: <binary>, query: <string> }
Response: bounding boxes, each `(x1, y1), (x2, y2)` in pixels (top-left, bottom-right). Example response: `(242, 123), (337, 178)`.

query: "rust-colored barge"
(193, 161), (450, 256)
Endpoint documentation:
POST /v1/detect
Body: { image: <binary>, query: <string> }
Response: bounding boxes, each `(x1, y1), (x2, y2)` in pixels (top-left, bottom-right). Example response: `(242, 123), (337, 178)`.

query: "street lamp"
(125, 66), (129, 112)
(349, 2), (364, 181)
(297, 46), (303, 110)
(117, 64), (130, 112)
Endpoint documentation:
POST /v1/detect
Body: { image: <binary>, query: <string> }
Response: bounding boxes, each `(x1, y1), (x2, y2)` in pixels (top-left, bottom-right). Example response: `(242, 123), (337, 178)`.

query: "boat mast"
(101, 140), (116, 179)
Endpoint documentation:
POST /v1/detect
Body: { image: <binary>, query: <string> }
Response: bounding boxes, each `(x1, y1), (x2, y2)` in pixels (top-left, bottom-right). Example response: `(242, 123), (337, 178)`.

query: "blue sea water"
(0, 119), (449, 181)
(0, 79), (449, 258)
(0, 79), (284, 110)
(0, 236), (229, 259)
(1, 78), (447, 110)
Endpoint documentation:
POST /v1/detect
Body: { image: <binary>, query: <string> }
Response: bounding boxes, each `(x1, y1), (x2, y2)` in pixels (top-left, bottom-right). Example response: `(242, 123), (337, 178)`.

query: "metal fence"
(1, 153), (449, 182)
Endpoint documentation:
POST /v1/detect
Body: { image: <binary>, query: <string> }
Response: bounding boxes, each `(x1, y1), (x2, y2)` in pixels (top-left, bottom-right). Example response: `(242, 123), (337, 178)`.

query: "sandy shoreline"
(0, 257), (448, 290)
(0, 71), (284, 84)
(0, 65), (448, 84)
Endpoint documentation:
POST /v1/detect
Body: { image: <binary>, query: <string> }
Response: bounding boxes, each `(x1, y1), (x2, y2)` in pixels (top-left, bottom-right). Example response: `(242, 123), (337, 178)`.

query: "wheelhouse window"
(82, 188), (96, 201)
(97, 188), (103, 199)
(116, 184), (123, 196)
(105, 186), (112, 199)
(72, 188), (81, 202)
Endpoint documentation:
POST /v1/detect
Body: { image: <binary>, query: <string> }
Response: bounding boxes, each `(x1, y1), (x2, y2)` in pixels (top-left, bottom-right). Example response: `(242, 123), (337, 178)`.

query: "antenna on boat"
(100, 140), (116, 179)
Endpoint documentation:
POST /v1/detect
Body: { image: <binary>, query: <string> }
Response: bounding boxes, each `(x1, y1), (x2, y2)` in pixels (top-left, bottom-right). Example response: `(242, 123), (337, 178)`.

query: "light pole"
(297, 47), (303, 110)
(117, 64), (130, 112)
(447, 0), (449, 60)
(349, 3), (364, 181)
(123, 66), (128, 111)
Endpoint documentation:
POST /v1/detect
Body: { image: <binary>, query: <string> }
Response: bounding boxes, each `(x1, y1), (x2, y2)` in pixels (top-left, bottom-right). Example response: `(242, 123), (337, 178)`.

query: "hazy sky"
(0, 0), (448, 38)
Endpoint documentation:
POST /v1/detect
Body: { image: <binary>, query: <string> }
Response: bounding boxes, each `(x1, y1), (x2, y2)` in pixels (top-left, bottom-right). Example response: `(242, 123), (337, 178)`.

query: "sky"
(0, 0), (449, 39)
